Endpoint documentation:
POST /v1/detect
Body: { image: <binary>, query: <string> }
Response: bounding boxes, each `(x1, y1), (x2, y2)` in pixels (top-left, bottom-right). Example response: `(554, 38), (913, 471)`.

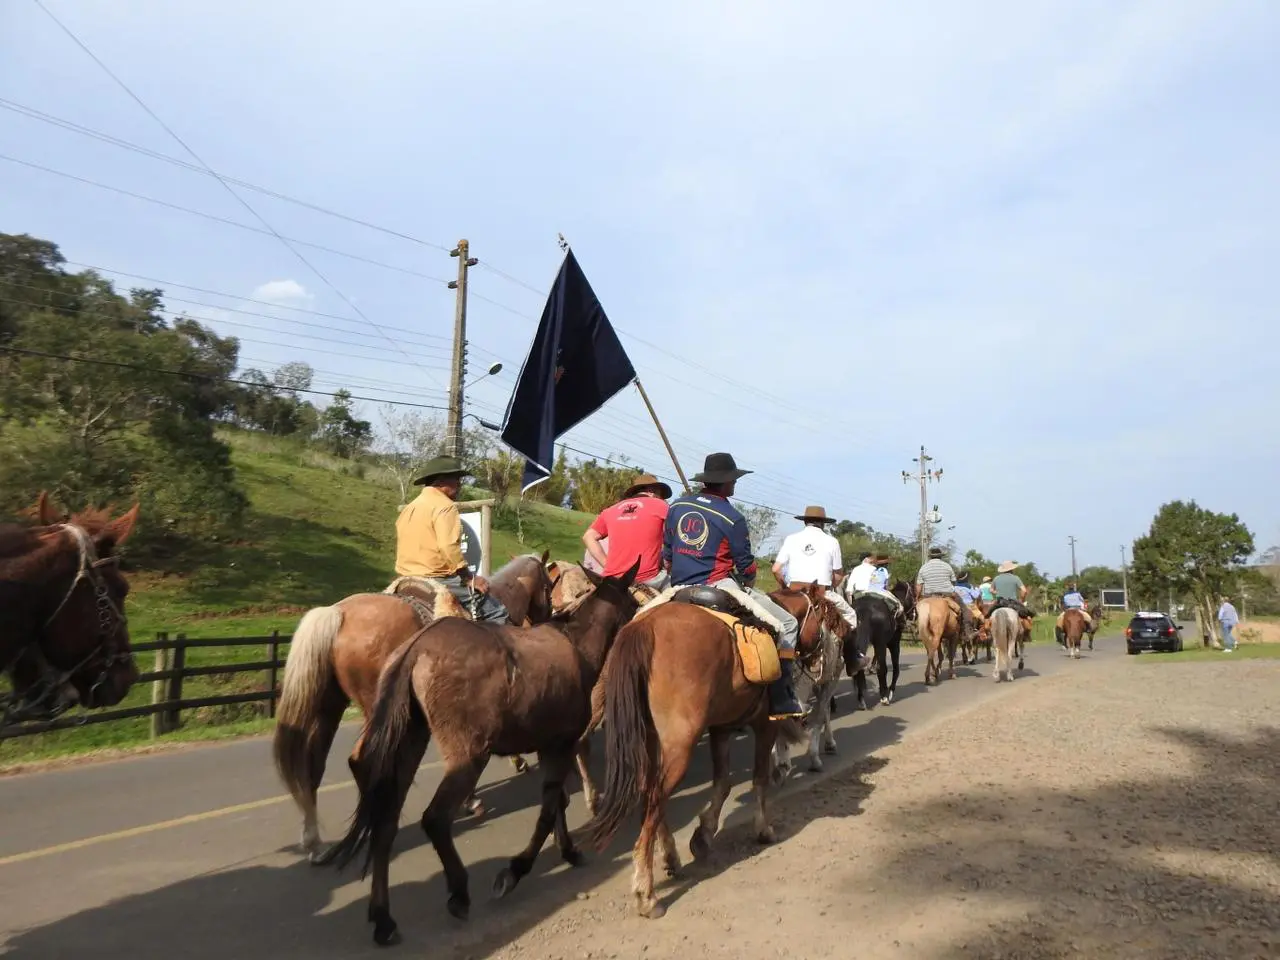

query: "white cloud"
(250, 279), (313, 306)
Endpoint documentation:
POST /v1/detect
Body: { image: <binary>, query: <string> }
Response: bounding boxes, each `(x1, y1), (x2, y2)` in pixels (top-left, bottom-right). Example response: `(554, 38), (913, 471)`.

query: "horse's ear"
(539, 548), (551, 568)
(615, 557), (642, 590)
(36, 491), (60, 526)
(583, 567), (604, 587)
(101, 503), (141, 548)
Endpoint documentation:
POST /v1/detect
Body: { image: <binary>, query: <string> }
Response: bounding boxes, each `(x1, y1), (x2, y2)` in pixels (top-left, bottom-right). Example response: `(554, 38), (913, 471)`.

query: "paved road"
(0, 634), (1127, 958)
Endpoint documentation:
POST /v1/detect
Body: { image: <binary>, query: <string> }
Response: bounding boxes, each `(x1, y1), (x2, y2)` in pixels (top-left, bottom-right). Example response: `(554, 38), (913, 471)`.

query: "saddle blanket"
(697, 608), (782, 685)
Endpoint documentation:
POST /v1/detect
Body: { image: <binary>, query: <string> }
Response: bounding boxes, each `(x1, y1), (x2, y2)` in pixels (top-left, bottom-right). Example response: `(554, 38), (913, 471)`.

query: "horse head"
(18, 495), (142, 710)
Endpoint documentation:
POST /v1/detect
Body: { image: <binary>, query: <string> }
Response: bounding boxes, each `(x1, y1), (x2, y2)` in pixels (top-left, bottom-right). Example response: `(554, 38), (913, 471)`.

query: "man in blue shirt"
(1217, 595), (1240, 652)
(1055, 583), (1093, 643)
(663, 452), (803, 720)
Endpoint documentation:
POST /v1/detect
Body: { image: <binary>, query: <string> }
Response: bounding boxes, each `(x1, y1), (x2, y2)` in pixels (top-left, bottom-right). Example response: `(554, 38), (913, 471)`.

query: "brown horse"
(583, 586), (840, 920)
(322, 560), (643, 946)
(273, 552), (555, 856)
(1062, 608), (1088, 660)
(1, 492), (140, 725)
(915, 594), (962, 683)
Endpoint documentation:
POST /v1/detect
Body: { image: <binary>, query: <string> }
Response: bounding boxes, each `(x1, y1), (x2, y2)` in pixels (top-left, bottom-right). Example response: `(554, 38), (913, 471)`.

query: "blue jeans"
(1222, 623), (1237, 650)
(441, 575), (509, 623)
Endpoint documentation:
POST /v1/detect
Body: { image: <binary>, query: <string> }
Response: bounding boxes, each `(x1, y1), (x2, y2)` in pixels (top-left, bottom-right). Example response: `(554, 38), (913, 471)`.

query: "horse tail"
(586, 619), (657, 851)
(273, 604), (344, 816)
(318, 624), (433, 875)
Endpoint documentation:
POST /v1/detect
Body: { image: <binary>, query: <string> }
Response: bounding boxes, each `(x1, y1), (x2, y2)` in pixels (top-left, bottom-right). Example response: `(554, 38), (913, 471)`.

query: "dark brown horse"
(322, 560), (643, 946)
(1062, 608), (1088, 660)
(583, 587), (845, 920)
(273, 552), (555, 856)
(1, 492), (140, 725)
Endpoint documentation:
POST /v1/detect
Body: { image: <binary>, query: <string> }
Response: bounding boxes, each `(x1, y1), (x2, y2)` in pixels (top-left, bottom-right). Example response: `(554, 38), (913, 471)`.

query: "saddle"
(668, 586), (781, 686)
(384, 576), (466, 624)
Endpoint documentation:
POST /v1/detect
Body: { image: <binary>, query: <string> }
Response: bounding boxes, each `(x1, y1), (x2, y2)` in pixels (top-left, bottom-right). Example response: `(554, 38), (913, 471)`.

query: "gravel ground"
(472, 657), (1280, 960)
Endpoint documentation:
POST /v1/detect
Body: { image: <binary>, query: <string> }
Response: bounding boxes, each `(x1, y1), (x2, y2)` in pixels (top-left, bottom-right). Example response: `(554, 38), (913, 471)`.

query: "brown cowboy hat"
(621, 473), (673, 500)
(794, 505), (836, 524)
(692, 452), (752, 484)
(869, 553), (893, 565)
(412, 454), (469, 486)
(997, 560), (1020, 574)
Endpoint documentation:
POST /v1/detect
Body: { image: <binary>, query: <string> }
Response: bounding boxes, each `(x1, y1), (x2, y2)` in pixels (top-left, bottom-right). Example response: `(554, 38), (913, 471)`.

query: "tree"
(567, 456), (637, 514)
(376, 407), (447, 504)
(1131, 500), (1255, 642)
(272, 361), (314, 397)
(317, 390), (372, 459)
(524, 445), (570, 507)
(743, 505), (779, 556)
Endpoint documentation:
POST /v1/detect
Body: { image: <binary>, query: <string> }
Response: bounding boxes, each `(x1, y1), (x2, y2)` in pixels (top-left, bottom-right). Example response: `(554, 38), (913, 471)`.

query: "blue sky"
(2, 0), (1277, 571)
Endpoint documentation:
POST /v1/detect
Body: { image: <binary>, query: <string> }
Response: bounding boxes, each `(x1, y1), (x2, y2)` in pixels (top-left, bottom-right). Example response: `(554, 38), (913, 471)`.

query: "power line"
(0, 155), (450, 284)
(0, 96), (451, 251)
(0, 344), (450, 411)
(27, 0), (448, 391)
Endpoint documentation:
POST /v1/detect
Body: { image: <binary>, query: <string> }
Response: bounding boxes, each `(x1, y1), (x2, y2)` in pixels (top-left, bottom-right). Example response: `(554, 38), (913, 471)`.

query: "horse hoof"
(757, 826), (777, 845)
(639, 900), (667, 920)
(879, 696), (889, 706)
(493, 868), (518, 899)
(808, 757), (824, 773)
(563, 848), (586, 868)
(372, 916), (400, 947)
(663, 859), (684, 880)
(447, 896), (470, 921)
(689, 828), (711, 861)
(823, 742), (837, 756)
(512, 757), (529, 774)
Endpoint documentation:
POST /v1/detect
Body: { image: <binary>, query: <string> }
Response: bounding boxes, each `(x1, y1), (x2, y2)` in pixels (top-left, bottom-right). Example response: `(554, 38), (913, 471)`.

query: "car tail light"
(1165, 627), (1176, 638)
(1125, 627), (1132, 638)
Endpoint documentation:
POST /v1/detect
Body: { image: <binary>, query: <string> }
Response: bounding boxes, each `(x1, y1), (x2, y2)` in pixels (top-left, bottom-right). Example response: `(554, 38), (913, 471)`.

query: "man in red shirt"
(583, 473), (672, 588)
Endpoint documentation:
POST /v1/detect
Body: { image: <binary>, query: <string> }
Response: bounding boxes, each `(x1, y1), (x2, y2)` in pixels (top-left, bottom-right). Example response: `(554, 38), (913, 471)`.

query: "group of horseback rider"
(390, 447), (1069, 729)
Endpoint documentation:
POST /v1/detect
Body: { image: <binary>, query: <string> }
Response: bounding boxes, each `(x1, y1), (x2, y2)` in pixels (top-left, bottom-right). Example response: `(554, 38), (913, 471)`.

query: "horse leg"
(657, 821), (682, 879)
(635, 738), (694, 919)
(301, 692), (348, 858)
(690, 728), (731, 861)
(493, 749), (578, 899)
(362, 722), (428, 946)
(852, 668), (867, 710)
(887, 632), (901, 702)
(573, 737), (598, 816)
(751, 719), (782, 844)
(821, 679), (838, 755)
(420, 754), (487, 921)
(772, 737), (793, 786)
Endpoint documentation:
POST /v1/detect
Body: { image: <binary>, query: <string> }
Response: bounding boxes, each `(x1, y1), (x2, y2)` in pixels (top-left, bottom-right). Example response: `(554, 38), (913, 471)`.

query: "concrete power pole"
(902, 446), (943, 564)
(446, 239), (477, 459)
(1120, 544), (1130, 612)
(1068, 535), (1078, 578)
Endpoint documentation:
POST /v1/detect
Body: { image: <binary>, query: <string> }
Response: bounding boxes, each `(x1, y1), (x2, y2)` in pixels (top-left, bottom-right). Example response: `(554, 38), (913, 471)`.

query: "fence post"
(480, 503), (492, 577)
(267, 630), (280, 719)
(166, 634), (187, 731)
(150, 632), (171, 738)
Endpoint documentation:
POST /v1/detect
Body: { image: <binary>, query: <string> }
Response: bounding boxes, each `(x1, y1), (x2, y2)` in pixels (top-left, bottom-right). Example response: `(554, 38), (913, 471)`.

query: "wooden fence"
(0, 632), (292, 741)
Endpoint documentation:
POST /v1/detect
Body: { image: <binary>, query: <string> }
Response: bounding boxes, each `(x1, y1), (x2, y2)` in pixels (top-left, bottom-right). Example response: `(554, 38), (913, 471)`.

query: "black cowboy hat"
(412, 455), (469, 486)
(955, 568), (971, 581)
(928, 546), (945, 558)
(621, 473), (673, 501)
(794, 505), (837, 525)
(692, 452), (752, 484)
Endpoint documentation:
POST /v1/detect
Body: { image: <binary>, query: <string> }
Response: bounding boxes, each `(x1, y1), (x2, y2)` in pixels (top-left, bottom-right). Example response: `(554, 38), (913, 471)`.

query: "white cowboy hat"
(997, 561), (1020, 574)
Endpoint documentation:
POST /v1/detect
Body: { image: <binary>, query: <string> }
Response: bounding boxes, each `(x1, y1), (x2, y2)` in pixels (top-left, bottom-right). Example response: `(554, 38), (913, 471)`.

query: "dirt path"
(488, 658), (1280, 960)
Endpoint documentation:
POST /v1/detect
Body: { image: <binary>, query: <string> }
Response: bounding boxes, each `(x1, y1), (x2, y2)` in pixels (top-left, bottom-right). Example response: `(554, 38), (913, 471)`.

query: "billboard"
(1100, 588), (1127, 608)
(459, 510), (486, 574)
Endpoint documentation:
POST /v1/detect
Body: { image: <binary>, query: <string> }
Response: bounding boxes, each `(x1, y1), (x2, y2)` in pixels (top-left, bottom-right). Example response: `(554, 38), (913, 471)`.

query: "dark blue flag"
(500, 249), (636, 492)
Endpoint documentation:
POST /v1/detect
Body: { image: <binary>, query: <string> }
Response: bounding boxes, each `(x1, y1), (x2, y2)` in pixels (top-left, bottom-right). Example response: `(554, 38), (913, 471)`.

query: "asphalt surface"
(0, 633), (1127, 958)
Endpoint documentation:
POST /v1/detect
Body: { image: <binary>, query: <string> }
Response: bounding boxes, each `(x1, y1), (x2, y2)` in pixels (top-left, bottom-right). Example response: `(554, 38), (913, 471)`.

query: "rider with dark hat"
(583, 473), (673, 589)
(662, 452), (804, 720)
(394, 455), (509, 623)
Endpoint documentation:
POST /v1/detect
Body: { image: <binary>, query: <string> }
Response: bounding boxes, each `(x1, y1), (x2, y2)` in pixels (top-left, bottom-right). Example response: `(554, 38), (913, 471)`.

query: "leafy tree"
(567, 456), (637, 514)
(376, 407), (447, 504)
(317, 389), (372, 459)
(524, 445), (571, 507)
(1131, 500), (1255, 640)
(272, 361), (314, 397)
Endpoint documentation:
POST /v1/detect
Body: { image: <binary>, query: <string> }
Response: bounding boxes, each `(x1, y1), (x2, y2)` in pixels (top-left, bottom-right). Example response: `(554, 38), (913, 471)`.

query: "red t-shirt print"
(589, 496), (668, 582)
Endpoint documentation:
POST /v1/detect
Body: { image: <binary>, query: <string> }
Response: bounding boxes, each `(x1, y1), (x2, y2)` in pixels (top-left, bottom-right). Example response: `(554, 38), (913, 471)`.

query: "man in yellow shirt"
(395, 455), (508, 622)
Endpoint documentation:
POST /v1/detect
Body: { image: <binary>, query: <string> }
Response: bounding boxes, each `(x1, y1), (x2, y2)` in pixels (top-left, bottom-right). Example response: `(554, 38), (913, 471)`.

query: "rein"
(0, 523), (130, 733)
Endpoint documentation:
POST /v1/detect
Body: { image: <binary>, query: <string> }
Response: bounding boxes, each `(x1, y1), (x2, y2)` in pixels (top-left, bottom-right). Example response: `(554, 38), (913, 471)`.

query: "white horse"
(990, 606), (1020, 682)
(772, 616), (845, 781)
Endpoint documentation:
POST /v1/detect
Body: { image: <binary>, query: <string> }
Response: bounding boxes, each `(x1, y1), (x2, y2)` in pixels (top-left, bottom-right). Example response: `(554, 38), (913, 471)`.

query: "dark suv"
(1125, 612), (1183, 654)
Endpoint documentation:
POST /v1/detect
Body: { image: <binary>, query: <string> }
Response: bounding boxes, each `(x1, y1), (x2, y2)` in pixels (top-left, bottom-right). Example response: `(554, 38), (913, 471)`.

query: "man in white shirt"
(844, 551), (905, 619)
(772, 506), (868, 670)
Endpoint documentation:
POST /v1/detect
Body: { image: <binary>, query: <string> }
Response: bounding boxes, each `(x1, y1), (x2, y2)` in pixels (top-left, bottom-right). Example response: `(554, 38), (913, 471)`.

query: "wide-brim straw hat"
(412, 455), (469, 486)
(692, 452), (752, 484)
(794, 505), (836, 524)
(622, 473), (673, 500)
(997, 560), (1020, 574)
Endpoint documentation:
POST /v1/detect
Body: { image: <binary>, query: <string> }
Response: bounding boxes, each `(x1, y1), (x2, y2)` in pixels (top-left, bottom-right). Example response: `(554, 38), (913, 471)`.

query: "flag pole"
(632, 378), (691, 492)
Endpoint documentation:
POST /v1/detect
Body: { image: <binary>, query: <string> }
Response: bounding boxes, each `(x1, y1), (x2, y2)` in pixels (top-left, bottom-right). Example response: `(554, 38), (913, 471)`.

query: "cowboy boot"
(768, 659), (806, 721)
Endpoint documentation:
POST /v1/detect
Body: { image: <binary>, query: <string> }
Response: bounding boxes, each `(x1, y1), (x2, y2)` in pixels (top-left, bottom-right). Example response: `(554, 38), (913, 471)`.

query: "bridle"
(1, 523), (132, 730)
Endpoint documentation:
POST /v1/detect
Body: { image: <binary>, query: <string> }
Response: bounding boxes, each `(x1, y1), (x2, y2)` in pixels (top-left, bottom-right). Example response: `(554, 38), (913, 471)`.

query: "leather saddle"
(670, 585), (748, 617)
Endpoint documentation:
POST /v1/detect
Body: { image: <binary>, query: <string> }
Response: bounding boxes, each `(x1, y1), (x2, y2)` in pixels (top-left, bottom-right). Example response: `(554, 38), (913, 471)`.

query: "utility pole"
(1120, 544), (1130, 612)
(446, 239), (477, 459)
(902, 446), (943, 564)
(1068, 535), (1078, 578)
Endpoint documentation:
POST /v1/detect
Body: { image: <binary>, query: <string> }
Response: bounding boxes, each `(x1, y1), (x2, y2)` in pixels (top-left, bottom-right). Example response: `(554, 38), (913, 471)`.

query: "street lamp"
(465, 361), (503, 390)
